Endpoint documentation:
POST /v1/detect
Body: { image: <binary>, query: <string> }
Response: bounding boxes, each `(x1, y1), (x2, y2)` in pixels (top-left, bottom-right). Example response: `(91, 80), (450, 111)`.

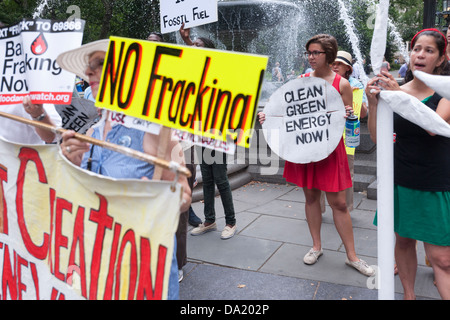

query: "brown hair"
(306, 34), (338, 65)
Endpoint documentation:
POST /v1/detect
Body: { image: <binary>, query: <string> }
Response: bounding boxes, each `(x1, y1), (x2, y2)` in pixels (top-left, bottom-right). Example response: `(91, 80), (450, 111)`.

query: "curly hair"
(306, 34), (338, 65)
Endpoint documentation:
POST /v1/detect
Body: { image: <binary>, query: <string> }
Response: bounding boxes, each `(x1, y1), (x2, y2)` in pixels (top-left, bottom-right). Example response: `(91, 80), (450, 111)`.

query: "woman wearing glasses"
(259, 34), (374, 277)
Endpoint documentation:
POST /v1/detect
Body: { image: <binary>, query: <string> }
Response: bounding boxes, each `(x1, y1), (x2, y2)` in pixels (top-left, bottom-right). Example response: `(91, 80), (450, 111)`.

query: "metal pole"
(423, 0), (437, 28)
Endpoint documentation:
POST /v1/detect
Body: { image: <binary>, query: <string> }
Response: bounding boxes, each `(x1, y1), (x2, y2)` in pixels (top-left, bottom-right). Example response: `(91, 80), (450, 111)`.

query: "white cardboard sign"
(159, 0), (218, 34)
(0, 19), (85, 105)
(262, 77), (345, 164)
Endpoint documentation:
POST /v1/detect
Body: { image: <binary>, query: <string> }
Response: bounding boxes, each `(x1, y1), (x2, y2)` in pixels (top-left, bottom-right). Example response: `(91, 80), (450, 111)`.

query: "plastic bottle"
(345, 111), (360, 147)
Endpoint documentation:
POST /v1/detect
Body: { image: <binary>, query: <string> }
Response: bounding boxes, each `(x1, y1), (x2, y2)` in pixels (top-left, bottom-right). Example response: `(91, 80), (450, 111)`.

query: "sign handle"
(0, 111), (191, 178)
(152, 126), (172, 181)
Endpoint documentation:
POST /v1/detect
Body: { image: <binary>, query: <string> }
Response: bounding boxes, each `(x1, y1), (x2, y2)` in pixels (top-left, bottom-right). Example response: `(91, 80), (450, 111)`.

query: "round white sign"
(262, 77), (345, 164)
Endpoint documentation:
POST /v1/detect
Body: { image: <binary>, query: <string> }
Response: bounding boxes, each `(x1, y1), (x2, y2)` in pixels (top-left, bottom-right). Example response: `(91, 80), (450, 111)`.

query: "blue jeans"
(200, 157), (236, 226)
(167, 236), (179, 300)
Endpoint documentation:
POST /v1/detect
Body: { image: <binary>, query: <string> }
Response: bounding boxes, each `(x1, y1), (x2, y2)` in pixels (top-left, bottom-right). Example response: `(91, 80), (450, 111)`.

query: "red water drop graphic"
(30, 33), (48, 55)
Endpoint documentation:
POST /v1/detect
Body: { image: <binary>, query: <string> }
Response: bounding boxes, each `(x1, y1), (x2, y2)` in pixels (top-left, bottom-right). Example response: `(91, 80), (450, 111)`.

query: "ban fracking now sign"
(95, 36), (268, 149)
(0, 19), (85, 105)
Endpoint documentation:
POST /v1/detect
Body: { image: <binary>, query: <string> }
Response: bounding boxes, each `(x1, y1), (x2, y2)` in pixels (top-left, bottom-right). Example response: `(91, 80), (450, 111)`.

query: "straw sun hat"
(334, 51), (353, 72)
(56, 39), (109, 81)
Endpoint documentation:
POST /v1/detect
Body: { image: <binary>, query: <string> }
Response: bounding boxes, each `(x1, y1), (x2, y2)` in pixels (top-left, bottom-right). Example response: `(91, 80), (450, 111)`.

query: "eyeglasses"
(85, 58), (104, 73)
(304, 51), (326, 59)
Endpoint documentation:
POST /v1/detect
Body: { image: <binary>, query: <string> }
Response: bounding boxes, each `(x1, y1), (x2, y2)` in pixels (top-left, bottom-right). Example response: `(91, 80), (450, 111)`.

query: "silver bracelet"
(32, 111), (46, 121)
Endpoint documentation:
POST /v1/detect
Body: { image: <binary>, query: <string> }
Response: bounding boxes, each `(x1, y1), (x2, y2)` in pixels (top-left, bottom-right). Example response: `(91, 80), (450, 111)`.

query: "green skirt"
(374, 184), (450, 246)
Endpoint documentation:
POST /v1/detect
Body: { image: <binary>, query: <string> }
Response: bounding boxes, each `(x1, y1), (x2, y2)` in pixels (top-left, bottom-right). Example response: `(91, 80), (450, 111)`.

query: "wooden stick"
(0, 111), (191, 178)
(152, 126), (172, 181)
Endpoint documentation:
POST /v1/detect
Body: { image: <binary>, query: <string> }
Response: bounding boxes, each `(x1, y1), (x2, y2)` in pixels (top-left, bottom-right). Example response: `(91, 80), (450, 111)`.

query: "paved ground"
(179, 181), (440, 301)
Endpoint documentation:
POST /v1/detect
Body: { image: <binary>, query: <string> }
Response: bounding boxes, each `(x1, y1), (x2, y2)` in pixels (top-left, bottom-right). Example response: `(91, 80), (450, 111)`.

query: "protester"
(178, 25), (237, 240)
(259, 34), (374, 277)
(272, 62), (284, 82)
(56, 39), (191, 300)
(145, 29), (193, 283)
(286, 70), (296, 81)
(351, 58), (361, 80)
(178, 23), (213, 231)
(332, 50), (368, 212)
(398, 62), (408, 78)
(177, 23), (215, 229)
(366, 28), (450, 299)
(179, 23), (215, 48)
(381, 57), (391, 72)
(147, 31), (164, 42)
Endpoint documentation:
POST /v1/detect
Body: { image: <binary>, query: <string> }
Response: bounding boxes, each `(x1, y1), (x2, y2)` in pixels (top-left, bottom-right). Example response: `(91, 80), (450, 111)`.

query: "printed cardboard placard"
(344, 88), (363, 155)
(172, 129), (236, 155)
(95, 36), (268, 149)
(0, 19), (85, 105)
(262, 77), (345, 164)
(0, 137), (181, 300)
(56, 97), (100, 134)
(159, 0), (218, 34)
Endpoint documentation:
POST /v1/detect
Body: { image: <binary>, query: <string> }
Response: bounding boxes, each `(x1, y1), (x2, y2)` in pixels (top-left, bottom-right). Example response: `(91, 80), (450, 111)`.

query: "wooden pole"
(152, 126), (172, 181)
(0, 111), (191, 178)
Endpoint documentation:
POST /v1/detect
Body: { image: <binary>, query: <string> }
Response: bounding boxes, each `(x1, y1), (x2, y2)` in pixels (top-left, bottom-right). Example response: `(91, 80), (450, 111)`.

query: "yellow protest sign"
(95, 36), (268, 149)
(344, 88), (364, 155)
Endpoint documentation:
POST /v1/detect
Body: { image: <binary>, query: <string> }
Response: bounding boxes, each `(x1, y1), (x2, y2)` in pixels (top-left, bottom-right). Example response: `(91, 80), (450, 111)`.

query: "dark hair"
(404, 29), (450, 82)
(148, 31), (164, 42)
(306, 34), (338, 65)
(197, 37), (215, 49)
(343, 69), (352, 80)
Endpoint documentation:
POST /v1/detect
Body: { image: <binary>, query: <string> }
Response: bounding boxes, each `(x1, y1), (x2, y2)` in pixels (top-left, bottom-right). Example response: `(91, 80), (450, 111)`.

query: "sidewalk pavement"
(179, 181), (440, 300)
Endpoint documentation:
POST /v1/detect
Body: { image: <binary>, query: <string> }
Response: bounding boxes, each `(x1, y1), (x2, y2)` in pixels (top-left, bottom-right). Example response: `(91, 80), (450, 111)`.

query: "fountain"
(186, 0), (302, 101)
(197, 0), (301, 53)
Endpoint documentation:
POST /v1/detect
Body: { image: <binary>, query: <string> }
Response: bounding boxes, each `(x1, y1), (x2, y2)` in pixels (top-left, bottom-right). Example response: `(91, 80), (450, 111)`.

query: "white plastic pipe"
(376, 99), (395, 300)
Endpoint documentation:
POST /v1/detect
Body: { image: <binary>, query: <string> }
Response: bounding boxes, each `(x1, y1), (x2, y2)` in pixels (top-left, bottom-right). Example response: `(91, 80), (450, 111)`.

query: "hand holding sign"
(262, 77), (345, 164)
(0, 19), (85, 105)
(160, 0), (218, 34)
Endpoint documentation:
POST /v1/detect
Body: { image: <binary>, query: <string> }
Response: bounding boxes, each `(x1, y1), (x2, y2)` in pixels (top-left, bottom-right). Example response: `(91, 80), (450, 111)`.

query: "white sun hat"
(56, 39), (109, 81)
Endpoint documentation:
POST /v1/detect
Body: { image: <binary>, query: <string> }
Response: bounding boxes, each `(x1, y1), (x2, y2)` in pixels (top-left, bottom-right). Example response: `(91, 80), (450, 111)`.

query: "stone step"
(354, 159), (377, 176)
(247, 164), (286, 184)
(353, 173), (376, 193)
(367, 179), (378, 200)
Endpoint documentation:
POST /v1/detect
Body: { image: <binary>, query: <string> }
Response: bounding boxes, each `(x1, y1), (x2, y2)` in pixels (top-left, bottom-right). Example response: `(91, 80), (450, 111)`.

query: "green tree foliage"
(0, 0), (442, 63)
(0, 0), (162, 43)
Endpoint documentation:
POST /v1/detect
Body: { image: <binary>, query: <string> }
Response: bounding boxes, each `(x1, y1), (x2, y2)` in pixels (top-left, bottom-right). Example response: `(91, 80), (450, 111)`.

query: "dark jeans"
(200, 161), (236, 226)
(176, 163), (196, 269)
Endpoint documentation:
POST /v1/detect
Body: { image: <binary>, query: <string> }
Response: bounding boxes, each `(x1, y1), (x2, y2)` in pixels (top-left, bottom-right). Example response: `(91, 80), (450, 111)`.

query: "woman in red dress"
(259, 34), (374, 276)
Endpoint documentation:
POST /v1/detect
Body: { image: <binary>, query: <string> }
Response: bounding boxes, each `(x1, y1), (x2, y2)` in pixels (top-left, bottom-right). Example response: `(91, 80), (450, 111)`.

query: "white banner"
(0, 138), (181, 300)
